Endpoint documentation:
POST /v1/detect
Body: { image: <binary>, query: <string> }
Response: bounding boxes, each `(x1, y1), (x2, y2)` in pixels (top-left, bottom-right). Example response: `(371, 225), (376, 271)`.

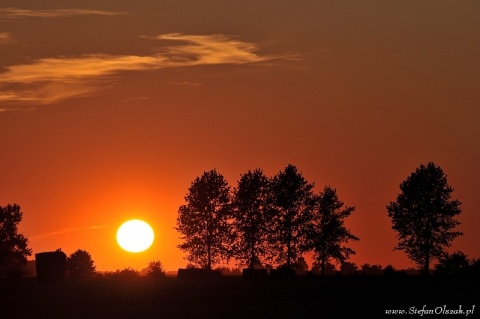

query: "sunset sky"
(1, 1), (479, 272)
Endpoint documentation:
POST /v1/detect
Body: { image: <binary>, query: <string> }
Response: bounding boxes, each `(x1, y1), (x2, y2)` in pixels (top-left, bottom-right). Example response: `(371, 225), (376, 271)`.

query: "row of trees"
(67, 249), (166, 279)
(0, 161), (465, 277)
(176, 162), (463, 275)
(176, 164), (359, 275)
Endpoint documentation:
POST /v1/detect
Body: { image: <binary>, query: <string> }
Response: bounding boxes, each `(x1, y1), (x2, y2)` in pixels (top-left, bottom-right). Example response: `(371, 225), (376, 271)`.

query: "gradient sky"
(1, 0), (479, 272)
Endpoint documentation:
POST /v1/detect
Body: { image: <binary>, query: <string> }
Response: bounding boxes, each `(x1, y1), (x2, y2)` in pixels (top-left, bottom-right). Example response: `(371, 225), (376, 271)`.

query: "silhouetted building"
(35, 250), (67, 283)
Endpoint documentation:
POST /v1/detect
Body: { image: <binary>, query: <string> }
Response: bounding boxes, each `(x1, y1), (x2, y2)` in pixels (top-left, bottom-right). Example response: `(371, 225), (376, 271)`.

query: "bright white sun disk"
(116, 219), (154, 253)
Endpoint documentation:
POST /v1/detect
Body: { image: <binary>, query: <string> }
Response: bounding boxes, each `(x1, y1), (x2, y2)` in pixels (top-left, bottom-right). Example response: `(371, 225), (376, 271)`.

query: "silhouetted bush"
(340, 262), (358, 276)
(177, 268), (222, 280)
(146, 260), (166, 279)
(116, 267), (140, 280)
(361, 263), (383, 276)
(269, 267), (295, 280)
(292, 257), (309, 275)
(383, 265), (407, 279)
(434, 251), (479, 279)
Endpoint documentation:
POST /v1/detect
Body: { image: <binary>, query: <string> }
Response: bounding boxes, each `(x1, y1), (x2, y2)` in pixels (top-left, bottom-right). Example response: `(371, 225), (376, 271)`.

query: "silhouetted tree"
(434, 251), (470, 276)
(306, 186), (359, 276)
(387, 162), (462, 275)
(176, 169), (233, 269)
(232, 169), (272, 269)
(146, 260), (166, 278)
(0, 204), (32, 276)
(66, 249), (96, 279)
(340, 261), (358, 275)
(269, 164), (315, 268)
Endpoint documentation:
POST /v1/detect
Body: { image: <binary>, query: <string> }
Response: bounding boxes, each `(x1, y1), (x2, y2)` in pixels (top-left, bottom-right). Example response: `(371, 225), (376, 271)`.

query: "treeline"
(0, 161), (468, 278)
(176, 164), (358, 276)
(176, 161), (466, 276)
(64, 250), (167, 280)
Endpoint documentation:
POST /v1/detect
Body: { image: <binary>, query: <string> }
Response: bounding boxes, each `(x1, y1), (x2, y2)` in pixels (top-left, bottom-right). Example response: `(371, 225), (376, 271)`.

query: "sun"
(116, 219), (154, 253)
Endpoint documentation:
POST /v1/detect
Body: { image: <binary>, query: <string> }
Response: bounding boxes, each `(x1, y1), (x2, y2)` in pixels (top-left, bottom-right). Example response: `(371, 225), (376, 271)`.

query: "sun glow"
(116, 219), (154, 253)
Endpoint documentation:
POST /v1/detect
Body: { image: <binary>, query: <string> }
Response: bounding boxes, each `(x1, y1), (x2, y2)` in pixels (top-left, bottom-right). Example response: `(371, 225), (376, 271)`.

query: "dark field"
(1, 276), (478, 319)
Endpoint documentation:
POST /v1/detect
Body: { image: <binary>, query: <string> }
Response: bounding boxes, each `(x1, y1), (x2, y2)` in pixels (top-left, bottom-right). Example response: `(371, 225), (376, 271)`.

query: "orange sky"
(1, 1), (479, 272)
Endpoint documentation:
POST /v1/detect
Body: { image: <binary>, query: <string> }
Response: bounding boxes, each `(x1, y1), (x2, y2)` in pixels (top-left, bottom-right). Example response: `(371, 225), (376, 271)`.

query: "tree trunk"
(206, 215), (212, 270)
(287, 238), (291, 268)
(207, 243), (211, 270)
(286, 216), (292, 268)
(424, 228), (431, 276)
(321, 258), (326, 276)
(424, 249), (430, 276)
(206, 226), (212, 270)
(250, 241), (255, 270)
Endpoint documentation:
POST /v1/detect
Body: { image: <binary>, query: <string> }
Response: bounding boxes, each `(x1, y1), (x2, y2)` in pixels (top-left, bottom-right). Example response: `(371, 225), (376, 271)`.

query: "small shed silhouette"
(35, 250), (67, 283)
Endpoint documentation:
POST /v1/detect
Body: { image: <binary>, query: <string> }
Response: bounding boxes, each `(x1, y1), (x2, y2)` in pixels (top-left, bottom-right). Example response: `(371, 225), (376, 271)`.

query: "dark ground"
(1, 276), (478, 319)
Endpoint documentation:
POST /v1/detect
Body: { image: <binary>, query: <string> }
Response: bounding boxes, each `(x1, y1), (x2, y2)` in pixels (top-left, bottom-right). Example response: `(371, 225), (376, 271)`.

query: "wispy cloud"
(143, 33), (271, 65)
(30, 225), (108, 240)
(0, 54), (167, 83)
(0, 31), (12, 44)
(0, 54), (171, 104)
(0, 8), (124, 19)
(0, 33), (288, 105)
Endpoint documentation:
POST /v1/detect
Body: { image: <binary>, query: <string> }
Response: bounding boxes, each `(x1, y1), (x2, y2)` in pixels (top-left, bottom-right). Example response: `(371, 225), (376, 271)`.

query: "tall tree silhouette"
(176, 169), (233, 269)
(0, 204), (32, 275)
(232, 169), (271, 269)
(306, 186), (359, 276)
(269, 164), (315, 268)
(66, 249), (96, 279)
(387, 162), (462, 275)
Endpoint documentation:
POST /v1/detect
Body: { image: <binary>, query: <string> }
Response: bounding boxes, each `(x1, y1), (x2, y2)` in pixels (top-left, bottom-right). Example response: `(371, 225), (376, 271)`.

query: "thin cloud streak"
(0, 8), (124, 19)
(169, 81), (202, 87)
(0, 33), (290, 105)
(30, 225), (108, 240)
(0, 82), (104, 104)
(0, 107), (19, 112)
